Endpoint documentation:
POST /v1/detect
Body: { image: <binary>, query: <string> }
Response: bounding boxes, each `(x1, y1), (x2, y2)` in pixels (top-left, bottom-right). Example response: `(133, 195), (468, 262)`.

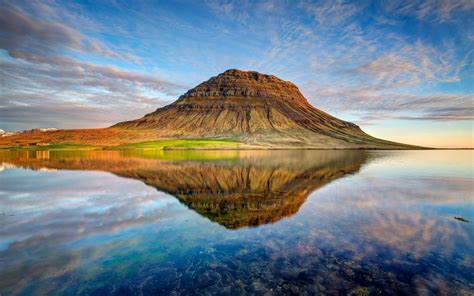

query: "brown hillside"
(114, 69), (362, 136)
(112, 69), (414, 148)
(0, 69), (418, 149)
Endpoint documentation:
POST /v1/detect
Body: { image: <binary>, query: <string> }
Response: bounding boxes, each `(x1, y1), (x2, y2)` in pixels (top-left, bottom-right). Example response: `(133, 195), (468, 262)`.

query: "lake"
(0, 150), (472, 295)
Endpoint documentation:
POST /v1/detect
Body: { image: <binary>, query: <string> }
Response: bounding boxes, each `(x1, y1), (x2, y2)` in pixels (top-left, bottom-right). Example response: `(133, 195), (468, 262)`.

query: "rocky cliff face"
(180, 69), (305, 101)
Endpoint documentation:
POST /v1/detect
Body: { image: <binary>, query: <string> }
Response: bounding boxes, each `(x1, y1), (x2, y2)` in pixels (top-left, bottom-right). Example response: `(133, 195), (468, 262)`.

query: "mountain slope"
(112, 69), (414, 149)
(0, 69), (419, 149)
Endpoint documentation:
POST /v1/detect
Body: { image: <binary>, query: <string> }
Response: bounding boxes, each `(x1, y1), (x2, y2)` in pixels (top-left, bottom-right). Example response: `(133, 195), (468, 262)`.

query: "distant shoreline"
(1, 134), (471, 151)
(3, 145), (472, 152)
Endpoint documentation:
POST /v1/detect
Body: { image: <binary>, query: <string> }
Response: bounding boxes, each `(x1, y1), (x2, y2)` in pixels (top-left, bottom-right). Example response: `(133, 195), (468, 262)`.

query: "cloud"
(356, 41), (468, 88)
(384, 0), (474, 23)
(395, 107), (474, 121)
(0, 4), (138, 61)
(313, 88), (474, 122)
(0, 98), (158, 130)
(205, 0), (235, 15)
(301, 0), (363, 26)
(6, 52), (184, 95)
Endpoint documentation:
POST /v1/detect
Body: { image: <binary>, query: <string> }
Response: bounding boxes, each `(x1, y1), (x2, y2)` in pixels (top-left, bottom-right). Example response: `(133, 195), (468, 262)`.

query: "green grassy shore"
(0, 139), (242, 151)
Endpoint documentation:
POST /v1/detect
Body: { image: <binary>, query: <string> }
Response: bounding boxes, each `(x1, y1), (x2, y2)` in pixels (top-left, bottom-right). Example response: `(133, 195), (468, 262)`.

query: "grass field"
(111, 138), (241, 150)
(0, 138), (242, 151)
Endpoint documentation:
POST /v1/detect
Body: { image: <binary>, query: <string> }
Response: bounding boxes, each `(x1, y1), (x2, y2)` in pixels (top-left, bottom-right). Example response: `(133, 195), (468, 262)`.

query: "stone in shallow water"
(454, 216), (469, 222)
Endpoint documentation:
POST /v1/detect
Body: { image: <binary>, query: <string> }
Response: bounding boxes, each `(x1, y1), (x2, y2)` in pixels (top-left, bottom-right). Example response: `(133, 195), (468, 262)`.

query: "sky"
(0, 0), (472, 148)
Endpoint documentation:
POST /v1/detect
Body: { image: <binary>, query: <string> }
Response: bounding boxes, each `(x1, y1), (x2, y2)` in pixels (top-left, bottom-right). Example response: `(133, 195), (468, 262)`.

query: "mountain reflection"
(1, 150), (370, 229)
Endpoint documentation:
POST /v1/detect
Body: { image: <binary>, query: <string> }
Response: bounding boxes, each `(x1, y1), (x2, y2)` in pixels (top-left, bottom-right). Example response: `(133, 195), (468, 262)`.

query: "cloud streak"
(384, 0), (474, 23)
(0, 4), (138, 61)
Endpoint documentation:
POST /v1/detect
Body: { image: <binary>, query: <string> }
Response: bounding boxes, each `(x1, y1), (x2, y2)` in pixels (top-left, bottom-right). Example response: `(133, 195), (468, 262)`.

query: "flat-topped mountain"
(0, 69), (418, 149)
(113, 69), (412, 148)
(114, 69), (362, 137)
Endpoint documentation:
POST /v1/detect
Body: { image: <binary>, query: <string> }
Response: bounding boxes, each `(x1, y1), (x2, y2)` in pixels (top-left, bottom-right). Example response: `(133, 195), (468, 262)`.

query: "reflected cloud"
(1, 150), (370, 229)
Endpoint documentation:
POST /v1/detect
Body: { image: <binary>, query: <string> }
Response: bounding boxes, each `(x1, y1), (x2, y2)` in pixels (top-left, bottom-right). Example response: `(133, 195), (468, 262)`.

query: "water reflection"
(0, 150), (472, 295)
(1, 150), (369, 229)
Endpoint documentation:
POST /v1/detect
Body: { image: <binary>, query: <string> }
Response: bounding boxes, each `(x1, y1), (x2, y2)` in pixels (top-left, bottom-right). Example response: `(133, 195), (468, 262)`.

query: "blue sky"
(0, 0), (472, 147)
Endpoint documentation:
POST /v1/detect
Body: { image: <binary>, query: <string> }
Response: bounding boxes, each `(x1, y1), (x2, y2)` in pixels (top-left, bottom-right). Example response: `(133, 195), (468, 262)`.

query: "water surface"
(0, 150), (472, 295)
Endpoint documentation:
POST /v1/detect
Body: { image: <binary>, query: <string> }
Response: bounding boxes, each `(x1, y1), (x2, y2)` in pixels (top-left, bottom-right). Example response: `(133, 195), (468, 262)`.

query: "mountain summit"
(0, 69), (416, 149)
(113, 69), (410, 148)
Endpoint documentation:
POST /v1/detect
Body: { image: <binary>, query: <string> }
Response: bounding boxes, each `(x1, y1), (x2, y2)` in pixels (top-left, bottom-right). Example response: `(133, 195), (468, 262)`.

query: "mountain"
(114, 69), (361, 135)
(0, 69), (417, 149)
(112, 69), (412, 149)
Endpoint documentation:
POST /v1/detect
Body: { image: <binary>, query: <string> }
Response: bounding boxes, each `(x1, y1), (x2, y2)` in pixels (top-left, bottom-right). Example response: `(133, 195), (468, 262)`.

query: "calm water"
(0, 150), (472, 295)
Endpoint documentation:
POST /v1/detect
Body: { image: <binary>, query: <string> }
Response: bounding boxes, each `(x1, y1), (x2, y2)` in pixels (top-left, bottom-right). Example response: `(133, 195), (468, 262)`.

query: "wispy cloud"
(5, 52), (184, 96)
(0, 4), (138, 61)
(205, 0), (235, 15)
(314, 90), (473, 123)
(356, 41), (468, 88)
(384, 0), (474, 23)
(301, 0), (364, 26)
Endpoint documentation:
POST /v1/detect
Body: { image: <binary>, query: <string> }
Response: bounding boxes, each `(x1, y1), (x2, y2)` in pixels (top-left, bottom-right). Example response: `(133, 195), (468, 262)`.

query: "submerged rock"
(454, 216), (469, 222)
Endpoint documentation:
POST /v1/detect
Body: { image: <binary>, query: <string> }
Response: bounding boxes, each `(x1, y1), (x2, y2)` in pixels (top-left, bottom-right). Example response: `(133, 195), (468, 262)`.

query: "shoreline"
(3, 146), (470, 152)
